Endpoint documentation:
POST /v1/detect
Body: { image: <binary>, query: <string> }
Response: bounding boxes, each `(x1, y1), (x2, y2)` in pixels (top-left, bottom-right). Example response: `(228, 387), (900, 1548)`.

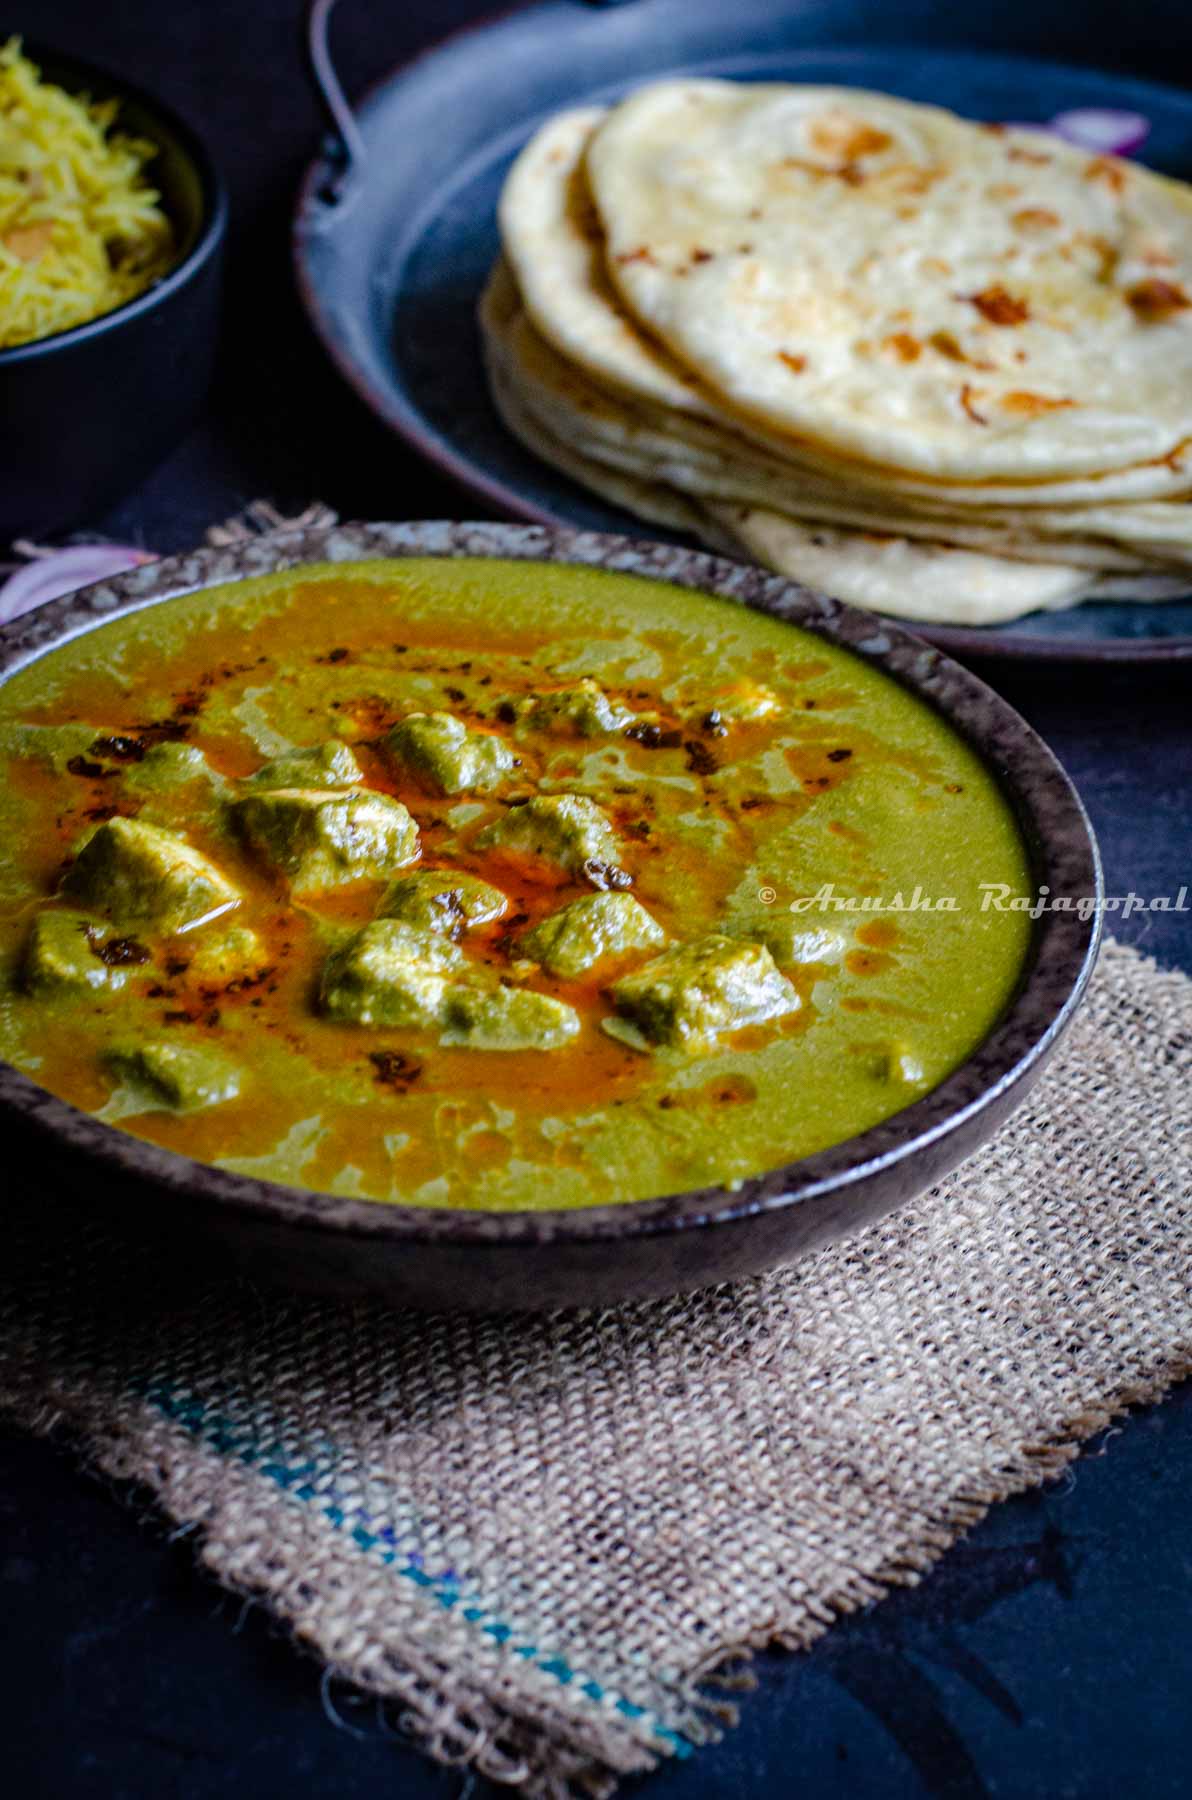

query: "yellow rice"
(0, 37), (175, 350)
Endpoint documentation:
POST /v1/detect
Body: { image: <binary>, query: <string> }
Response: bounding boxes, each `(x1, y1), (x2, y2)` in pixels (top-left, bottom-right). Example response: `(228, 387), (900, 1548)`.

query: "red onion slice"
(1001, 109), (1151, 157)
(1050, 108), (1151, 156)
(0, 545), (156, 625)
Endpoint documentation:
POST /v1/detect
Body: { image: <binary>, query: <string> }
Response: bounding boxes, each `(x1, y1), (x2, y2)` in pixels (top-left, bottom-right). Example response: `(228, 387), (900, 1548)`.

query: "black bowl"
(0, 522), (1102, 1311)
(0, 46), (226, 542)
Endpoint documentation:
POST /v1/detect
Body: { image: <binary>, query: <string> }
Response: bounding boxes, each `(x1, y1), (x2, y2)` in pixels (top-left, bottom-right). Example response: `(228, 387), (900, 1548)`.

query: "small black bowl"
(0, 522), (1102, 1312)
(0, 45), (226, 543)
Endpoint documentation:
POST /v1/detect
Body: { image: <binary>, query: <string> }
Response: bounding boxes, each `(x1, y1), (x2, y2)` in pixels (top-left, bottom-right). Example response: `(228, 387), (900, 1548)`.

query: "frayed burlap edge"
(10, 1383), (656, 1797)
(11, 1317), (1191, 1796)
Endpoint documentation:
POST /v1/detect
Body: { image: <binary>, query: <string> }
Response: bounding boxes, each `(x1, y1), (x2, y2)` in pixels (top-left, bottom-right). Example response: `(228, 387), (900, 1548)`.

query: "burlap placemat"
(2, 937), (1189, 1796)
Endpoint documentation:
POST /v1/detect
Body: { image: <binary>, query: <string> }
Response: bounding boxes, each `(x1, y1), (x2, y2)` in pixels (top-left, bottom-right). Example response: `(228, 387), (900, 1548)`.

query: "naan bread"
(588, 81), (1192, 478)
(481, 266), (1175, 623)
(706, 506), (1187, 625)
(499, 105), (702, 417)
(489, 263), (1184, 575)
(500, 104), (1192, 508)
(488, 85), (1192, 624)
(480, 266), (709, 537)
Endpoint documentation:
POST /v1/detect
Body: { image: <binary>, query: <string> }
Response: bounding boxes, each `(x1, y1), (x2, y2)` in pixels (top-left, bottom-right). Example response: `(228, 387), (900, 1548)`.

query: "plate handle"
(304, 0), (366, 205)
(303, 0), (649, 205)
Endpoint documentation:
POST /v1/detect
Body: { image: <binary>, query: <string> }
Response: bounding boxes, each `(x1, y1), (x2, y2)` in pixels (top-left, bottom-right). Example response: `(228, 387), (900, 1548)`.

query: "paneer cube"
(701, 680), (781, 725)
(877, 1041), (926, 1087)
(384, 712), (514, 795)
(475, 794), (622, 881)
(320, 919), (579, 1049)
(22, 909), (140, 995)
(231, 788), (419, 894)
(730, 918), (846, 967)
(320, 921), (466, 1027)
(521, 891), (667, 979)
(122, 742), (213, 794)
(63, 817), (240, 935)
(441, 985), (580, 1051)
(183, 924), (270, 985)
(104, 1039), (241, 1110)
(516, 679), (634, 738)
(377, 870), (508, 937)
(610, 933), (800, 1051)
(247, 741), (363, 790)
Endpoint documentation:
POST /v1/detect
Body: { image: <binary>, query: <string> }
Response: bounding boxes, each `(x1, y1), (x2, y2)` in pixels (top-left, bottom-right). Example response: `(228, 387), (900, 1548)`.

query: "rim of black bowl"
(0, 520), (1102, 1250)
(0, 43), (227, 368)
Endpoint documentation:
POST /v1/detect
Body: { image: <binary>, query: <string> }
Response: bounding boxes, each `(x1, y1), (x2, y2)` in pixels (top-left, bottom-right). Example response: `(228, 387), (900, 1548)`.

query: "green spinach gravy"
(0, 558), (1032, 1208)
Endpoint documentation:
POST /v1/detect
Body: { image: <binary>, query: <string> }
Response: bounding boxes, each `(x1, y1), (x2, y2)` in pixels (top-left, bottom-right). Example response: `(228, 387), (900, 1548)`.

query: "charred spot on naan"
(1084, 156), (1130, 195)
(1012, 206), (1061, 233)
(882, 332), (922, 362)
(964, 285), (1031, 327)
(1126, 278), (1191, 323)
(1000, 391), (1077, 417)
(806, 114), (893, 163)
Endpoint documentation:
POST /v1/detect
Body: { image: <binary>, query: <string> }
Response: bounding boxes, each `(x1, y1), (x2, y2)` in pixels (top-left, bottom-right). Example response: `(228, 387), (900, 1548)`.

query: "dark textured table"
(4, 5), (1191, 1797)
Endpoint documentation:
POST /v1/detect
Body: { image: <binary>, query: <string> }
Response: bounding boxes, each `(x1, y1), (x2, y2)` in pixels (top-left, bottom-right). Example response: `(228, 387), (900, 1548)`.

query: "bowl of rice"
(0, 38), (226, 539)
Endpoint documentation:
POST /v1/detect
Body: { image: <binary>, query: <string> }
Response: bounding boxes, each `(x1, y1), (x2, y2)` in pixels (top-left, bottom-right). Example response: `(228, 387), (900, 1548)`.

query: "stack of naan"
(481, 81), (1192, 625)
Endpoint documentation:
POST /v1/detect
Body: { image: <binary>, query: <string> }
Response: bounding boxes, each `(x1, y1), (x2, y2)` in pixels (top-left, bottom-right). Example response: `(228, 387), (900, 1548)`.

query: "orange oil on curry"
(3, 572), (910, 1201)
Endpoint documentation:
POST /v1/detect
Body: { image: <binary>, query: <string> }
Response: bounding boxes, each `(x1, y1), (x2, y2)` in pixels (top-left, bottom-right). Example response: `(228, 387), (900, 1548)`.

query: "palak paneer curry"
(0, 558), (1032, 1209)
